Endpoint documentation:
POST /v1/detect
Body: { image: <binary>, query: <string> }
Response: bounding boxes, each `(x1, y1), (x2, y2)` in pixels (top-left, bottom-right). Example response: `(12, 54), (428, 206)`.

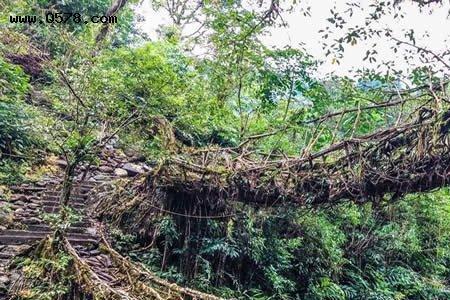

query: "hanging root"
(91, 176), (165, 240)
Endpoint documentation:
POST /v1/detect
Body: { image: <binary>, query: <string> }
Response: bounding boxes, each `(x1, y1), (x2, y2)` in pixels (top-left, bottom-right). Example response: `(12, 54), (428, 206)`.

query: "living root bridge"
(147, 110), (450, 207)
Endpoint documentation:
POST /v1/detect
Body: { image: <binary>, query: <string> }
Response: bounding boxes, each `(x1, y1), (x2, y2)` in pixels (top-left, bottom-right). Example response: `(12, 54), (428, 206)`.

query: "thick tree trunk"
(60, 161), (77, 207)
(95, 0), (129, 44)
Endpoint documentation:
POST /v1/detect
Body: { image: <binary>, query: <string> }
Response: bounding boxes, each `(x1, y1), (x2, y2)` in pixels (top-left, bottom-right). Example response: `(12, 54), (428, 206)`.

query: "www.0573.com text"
(9, 13), (118, 25)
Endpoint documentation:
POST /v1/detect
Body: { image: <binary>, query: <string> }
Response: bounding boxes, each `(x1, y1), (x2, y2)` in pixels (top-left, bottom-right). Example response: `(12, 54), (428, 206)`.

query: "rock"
(0, 275), (10, 291)
(89, 249), (101, 256)
(86, 227), (97, 235)
(113, 158), (123, 165)
(10, 194), (27, 202)
(114, 168), (128, 177)
(122, 163), (144, 176)
(9, 272), (20, 283)
(14, 245), (32, 252)
(93, 174), (110, 181)
(124, 148), (139, 158)
(55, 159), (67, 168)
(116, 149), (127, 158)
(141, 164), (152, 172)
(129, 155), (146, 163)
(27, 217), (41, 224)
(75, 174), (84, 181)
(99, 165), (114, 173)
(107, 158), (119, 167)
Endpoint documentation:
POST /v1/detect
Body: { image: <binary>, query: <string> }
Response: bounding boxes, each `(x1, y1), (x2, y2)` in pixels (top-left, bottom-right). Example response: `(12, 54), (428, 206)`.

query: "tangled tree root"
(63, 238), (135, 300)
(68, 236), (224, 300)
(9, 237), (93, 300)
(9, 235), (224, 300)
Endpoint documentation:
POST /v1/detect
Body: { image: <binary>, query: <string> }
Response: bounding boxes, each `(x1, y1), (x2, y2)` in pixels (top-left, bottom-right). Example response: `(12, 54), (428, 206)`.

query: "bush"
(0, 57), (44, 183)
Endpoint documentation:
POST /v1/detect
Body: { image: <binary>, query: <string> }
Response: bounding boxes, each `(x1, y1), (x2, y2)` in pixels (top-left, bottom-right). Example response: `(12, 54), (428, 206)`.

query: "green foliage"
(86, 41), (239, 152)
(0, 158), (30, 184)
(124, 191), (450, 299)
(16, 246), (74, 300)
(110, 227), (138, 252)
(0, 57), (30, 101)
(0, 57), (44, 183)
(0, 102), (35, 155)
(41, 207), (82, 232)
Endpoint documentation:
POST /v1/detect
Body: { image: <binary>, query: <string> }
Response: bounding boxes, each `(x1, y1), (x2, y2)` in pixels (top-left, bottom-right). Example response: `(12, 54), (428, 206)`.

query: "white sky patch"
(134, 0), (450, 78)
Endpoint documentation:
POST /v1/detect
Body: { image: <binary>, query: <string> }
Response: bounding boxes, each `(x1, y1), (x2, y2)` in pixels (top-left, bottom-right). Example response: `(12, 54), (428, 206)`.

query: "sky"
(134, 0), (450, 78)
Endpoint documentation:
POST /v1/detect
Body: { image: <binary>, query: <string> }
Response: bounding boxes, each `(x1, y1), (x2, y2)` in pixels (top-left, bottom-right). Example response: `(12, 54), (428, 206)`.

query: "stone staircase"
(0, 147), (124, 298)
(1, 183), (97, 241)
(0, 149), (222, 300)
(0, 177), (108, 298)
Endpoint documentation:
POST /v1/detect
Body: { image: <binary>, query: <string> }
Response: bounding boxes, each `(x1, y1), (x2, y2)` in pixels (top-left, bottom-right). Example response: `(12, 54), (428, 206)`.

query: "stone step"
(43, 193), (87, 201)
(10, 186), (46, 193)
(14, 205), (86, 214)
(90, 175), (117, 181)
(39, 200), (85, 208)
(25, 225), (88, 234)
(0, 230), (95, 239)
(9, 194), (39, 203)
(77, 181), (98, 187)
(74, 181), (98, 191)
(39, 205), (87, 213)
(0, 230), (98, 246)
(89, 180), (116, 185)
(11, 182), (98, 195)
(11, 203), (84, 212)
(0, 258), (9, 266)
(20, 218), (92, 227)
(46, 184), (94, 191)
(77, 185), (98, 191)
(0, 253), (12, 260)
(43, 195), (87, 202)
(0, 170), (124, 298)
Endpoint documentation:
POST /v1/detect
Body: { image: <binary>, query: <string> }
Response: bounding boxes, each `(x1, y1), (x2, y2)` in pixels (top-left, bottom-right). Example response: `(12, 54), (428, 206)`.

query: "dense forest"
(1, 0), (450, 299)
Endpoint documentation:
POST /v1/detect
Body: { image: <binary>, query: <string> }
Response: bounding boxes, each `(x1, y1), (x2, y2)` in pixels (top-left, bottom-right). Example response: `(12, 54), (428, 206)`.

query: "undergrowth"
(110, 189), (450, 299)
(11, 238), (76, 300)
